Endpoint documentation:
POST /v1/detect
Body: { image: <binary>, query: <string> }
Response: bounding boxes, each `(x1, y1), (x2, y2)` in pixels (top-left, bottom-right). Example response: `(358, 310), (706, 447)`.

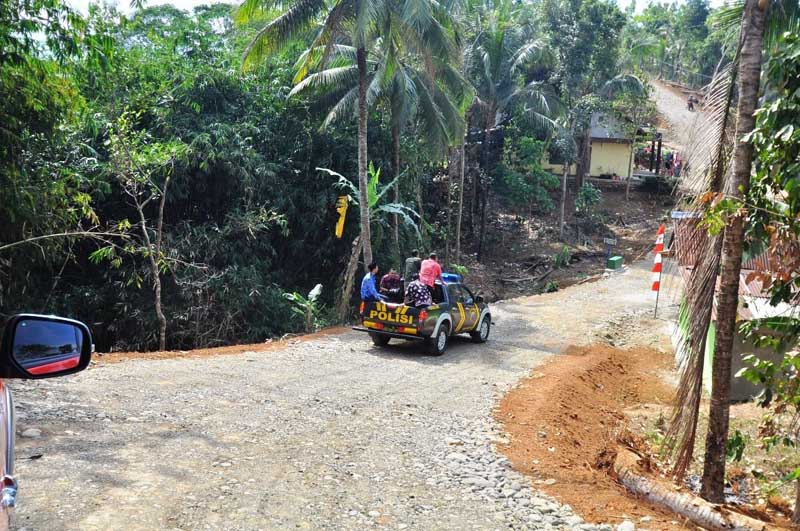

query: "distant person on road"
(664, 151), (673, 171)
(404, 274), (432, 308)
(419, 253), (443, 298)
(404, 249), (422, 281)
(360, 263), (386, 302)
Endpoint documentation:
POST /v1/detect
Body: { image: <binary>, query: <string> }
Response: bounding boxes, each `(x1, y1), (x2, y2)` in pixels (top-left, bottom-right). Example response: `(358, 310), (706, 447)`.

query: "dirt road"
(12, 262), (657, 531)
(651, 80), (705, 152)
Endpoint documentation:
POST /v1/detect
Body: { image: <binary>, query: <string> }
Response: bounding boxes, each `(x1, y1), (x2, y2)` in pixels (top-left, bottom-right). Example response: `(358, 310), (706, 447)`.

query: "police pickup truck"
(354, 273), (491, 355)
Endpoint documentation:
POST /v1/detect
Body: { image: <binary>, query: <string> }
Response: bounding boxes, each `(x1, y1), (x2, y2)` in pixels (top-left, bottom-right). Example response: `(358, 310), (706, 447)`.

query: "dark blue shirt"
(360, 272), (384, 301)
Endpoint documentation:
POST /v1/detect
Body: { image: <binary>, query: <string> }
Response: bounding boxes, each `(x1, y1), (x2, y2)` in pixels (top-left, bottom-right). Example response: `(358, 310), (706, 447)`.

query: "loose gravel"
(12, 262), (655, 531)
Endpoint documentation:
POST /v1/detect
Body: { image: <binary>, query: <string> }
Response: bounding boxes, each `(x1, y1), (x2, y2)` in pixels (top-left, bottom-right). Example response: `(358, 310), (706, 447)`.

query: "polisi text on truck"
(368, 310), (413, 325)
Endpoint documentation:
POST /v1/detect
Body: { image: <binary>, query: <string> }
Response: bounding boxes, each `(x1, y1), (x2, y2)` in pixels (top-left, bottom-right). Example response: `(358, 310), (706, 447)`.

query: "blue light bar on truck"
(441, 273), (462, 283)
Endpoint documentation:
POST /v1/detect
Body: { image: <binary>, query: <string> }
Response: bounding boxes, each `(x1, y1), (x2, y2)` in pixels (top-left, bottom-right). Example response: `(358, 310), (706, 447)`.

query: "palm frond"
(599, 73), (646, 99)
(434, 60), (474, 111)
(666, 55), (741, 479)
(668, 233), (722, 478)
(401, 0), (435, 33)
(414, 71), (451, 157)
(242, 0), (326, 70)
(234, 0), (276, 24)
(510, 38), (551, 73)
(390, 68), (419, 129)
(294, 44), (357, 82)
(354, 0), (386, 47)
(679, 62), (739, 194)
(293, 6), (352, 81)
(289, 65), (359, 96)
(321, 86), (359, 129)
(712, 0), (800, 51)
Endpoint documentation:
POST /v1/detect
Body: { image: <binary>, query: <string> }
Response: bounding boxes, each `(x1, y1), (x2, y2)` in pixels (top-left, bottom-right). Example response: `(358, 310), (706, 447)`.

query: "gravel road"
(650, 80), (708, 154)
(12, 261), (655, 531)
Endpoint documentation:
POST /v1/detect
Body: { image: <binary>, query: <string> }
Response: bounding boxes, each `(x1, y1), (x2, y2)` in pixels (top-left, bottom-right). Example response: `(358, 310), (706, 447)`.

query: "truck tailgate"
(361, 301), (422, 335)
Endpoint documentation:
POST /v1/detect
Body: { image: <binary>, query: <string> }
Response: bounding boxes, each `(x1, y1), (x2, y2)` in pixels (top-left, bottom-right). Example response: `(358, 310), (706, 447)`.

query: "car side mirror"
(475, 295), (485, 303)
(0, 314), (92, 379)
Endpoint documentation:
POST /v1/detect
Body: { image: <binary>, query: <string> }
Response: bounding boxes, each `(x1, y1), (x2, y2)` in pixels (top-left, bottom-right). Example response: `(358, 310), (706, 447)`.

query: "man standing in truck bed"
(419, 253), (443, 298)
(404, 249), (421, 281)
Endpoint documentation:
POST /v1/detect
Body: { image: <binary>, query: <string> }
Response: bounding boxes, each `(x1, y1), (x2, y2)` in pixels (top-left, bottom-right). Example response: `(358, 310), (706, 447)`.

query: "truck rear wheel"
(370, 333), (390, 347)
(427, 324), (449, 356)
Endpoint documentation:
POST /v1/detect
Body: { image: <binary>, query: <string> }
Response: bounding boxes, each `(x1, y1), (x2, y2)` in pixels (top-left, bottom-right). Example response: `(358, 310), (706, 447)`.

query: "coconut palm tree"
(288, 18), (469, 251)
(461, 0), (559, 258)
(699, 0), (768, 503)
(665, 0), (799, 502)
(237, 0), (454, 267)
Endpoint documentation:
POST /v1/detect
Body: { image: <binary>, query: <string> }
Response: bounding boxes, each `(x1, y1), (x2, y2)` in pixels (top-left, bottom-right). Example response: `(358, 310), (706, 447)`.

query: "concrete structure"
(542, 113), (633, 178)
(588, 113), (633, 178)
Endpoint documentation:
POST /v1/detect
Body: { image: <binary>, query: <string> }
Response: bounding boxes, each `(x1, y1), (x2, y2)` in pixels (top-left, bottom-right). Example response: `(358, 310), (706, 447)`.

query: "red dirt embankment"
(495, 344), (690, 530)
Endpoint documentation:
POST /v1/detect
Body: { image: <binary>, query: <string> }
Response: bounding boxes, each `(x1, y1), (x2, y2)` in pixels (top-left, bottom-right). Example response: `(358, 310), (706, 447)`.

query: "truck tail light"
(418, 310), (428, 322)
(359, 302), (365, 314)
(373, 322), (384, 330)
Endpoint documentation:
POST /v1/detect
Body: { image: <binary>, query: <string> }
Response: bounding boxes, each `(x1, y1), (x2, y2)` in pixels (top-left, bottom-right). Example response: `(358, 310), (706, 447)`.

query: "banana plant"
(283, 283), (324, 333)
(318, 164), (422, 237)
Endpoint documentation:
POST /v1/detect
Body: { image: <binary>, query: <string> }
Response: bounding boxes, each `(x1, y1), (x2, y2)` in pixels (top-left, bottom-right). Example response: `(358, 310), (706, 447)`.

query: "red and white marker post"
(652, 224), (665, 317)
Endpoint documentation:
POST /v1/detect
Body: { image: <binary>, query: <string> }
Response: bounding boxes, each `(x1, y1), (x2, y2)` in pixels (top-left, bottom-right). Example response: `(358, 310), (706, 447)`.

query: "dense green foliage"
(497, 136), (558, 212)
(621, 0), (729, 87)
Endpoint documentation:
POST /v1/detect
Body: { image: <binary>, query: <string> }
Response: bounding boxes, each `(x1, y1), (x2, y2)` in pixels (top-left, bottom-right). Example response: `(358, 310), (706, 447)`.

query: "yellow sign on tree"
(335, 196), (348, 238)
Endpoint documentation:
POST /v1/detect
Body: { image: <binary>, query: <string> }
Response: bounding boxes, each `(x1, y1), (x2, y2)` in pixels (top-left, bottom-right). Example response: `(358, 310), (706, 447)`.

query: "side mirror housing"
(475, 295), (485, 304)
(0, 315), (93, 379)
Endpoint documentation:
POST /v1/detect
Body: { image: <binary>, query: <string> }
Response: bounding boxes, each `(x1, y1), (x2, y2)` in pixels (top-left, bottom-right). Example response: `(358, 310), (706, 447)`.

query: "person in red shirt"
(419, 253), (443, 298)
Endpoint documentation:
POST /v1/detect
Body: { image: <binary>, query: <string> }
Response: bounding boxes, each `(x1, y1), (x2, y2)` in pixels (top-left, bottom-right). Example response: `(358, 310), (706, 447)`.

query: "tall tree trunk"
(470, 168), (479, 236)
(357, 47), (372, 269)
(153, 173), (171, 351)
(476, 114), (494, 261)
(338, 236), (362, 322)
(445, 147), (458, 266)
(626, 133), (636, 201)
(473, 113), (494, 235)
(794, 479), (800, 524)
(455, 141), (465, 264)
(416, 177), (426, 240)
(576, 128), (591, 188)
(136, 201), (167, 352)
(391, 123), (401, 256)
(700, 0), (766, 503)
(477, 189), (488, 262)
(482, 114), (494, 171)
(559, 162), (568, 240)
(674, 42), (685, 82)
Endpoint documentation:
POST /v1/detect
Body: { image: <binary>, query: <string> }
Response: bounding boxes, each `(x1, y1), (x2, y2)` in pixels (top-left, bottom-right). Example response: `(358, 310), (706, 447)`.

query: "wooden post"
(655, 134), (663, 175)
(649, 136), (656, 171)
(654, 266), (663, 318)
